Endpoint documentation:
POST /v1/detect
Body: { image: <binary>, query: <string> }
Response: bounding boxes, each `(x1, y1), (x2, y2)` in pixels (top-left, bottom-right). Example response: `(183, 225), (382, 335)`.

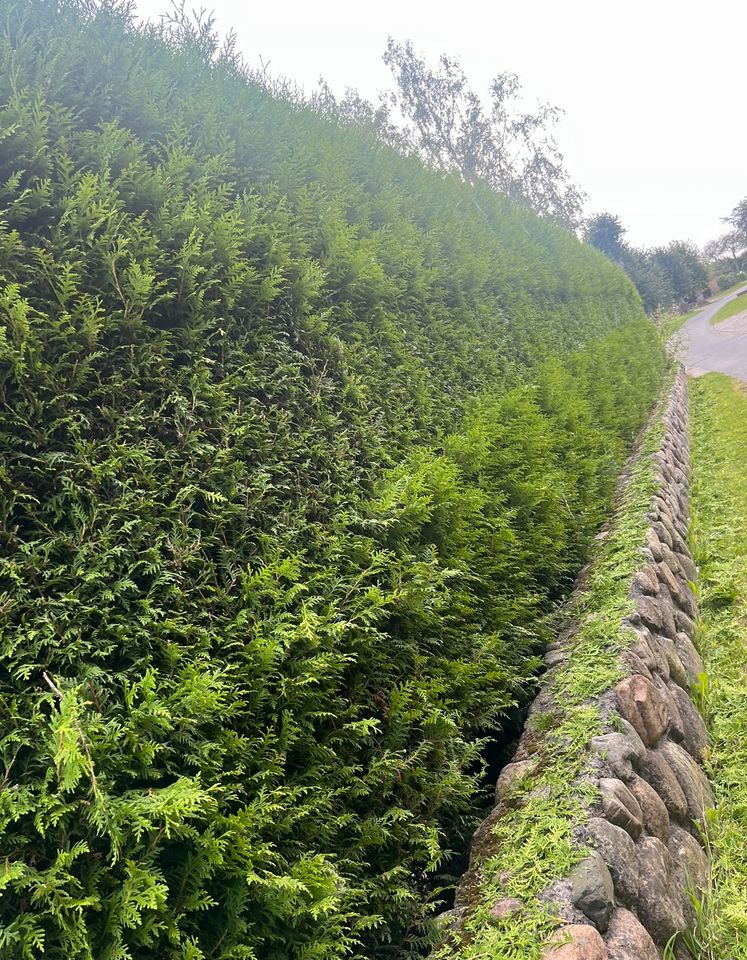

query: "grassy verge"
(689, 374), (747, 957)
(445, 382), (669, 960)
(710, 291), (747, 326)
(661, 308), (702, 339)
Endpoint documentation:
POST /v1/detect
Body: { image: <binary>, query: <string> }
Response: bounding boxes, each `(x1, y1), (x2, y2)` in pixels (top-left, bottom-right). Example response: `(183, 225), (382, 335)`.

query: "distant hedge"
(0, 2), (665, 959)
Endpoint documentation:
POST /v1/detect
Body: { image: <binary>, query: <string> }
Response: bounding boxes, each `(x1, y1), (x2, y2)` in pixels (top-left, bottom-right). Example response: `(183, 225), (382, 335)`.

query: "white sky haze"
(133, 0), (746, 250)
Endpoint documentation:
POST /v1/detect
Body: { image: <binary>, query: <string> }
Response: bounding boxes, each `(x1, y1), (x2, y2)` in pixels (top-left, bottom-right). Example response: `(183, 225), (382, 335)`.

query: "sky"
(133, 0), (746, 250)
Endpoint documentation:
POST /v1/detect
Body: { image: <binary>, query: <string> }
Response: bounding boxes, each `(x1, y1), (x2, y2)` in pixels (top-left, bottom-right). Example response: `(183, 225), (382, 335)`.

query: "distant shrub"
(717, 271), (747, 289)
(0, 2), (664, 958)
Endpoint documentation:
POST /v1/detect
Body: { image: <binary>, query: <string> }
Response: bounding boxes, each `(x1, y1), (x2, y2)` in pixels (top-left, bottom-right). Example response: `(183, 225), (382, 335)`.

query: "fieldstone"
(674, 632), (705, 688)
(614, 675), (668, 748)
(652, 485), (673, 508)
(654, 494), (683, 528)
(656, 561), (682, 600)
(604, 907), (659, 960)
(590, 732), (644, 781)
(545, 648), (566, 668)
(659, 741), (714, 828)
(570, 851), (615, 932)
(645, 529), (664, 563)
(653, 521), (673, 549)
(668, 684), (709, 761)
(668, 824), (709, 927)
(661, 543), (683, 578)
(642, 633), (671, 682)
(675, 581), (698, 621)
(671, 514), (690, 546)
(674, 608), (696, 638)
(489, 897), (523, 922)
(433, 905), (469, 934)
(677, 551), (699, 583)
(661, 507), (688, 546)
(656, 589), (678, 639)
(468, 806), (502, 867)
(651, 673), (684, 742)
(626, 629), (659, 675)
(585, 817), (639, 906)
(494, 759), (533, 805)
(631, 568), (659, 597)
(653, 458), (673, 483)
(628, 775), (670, 842)
(659, 635), (689, 689)
(542, 923), (609, 960)
(599, 778), (643, 839)
(527, 683), (557, 717)
(657, 482), (678, 508)
(618, 719), (646, 757)
(674, 495), (690, 524)
(641, 749), (688, 822)
(634, 595), (667, 636)
(635, 836), (685, 943)
(621, 649), (653, 682)
(666, 525), (689, 560)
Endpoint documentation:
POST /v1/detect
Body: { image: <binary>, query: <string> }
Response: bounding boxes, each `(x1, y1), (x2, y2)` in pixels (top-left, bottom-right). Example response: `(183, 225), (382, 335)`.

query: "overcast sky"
(133, 0), (745, 250)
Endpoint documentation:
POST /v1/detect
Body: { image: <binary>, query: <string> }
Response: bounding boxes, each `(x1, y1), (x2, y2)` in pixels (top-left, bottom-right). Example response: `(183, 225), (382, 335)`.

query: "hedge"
(0, 2), (665, 958)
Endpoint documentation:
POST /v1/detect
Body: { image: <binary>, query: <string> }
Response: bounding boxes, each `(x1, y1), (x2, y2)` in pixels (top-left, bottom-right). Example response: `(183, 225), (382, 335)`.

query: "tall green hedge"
(0, 3), (665, 958)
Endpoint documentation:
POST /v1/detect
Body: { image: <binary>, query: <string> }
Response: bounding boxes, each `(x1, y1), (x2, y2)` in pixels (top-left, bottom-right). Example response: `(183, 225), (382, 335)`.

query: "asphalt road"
(681, 286), (747, 382)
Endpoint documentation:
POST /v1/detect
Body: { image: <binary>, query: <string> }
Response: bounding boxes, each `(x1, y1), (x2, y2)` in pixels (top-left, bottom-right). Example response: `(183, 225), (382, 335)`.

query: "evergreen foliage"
(584, 213), (708, 312)
(0, 2), (665, 957)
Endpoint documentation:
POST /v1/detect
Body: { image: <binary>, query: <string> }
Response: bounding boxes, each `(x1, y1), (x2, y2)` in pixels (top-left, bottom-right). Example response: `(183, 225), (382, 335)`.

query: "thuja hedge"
(0, 2), (665, 958)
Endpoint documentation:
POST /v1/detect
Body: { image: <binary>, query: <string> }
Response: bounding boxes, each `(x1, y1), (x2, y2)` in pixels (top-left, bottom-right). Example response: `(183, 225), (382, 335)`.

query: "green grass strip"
(446, 379), (671, 960)
(689, 374), (747, 958)
(710, 291), (747, 326)
(661, 308), (701, 340)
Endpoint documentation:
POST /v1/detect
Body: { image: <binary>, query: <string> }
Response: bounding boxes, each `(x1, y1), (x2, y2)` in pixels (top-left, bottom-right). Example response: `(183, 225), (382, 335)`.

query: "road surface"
(681, 286), (747, 382)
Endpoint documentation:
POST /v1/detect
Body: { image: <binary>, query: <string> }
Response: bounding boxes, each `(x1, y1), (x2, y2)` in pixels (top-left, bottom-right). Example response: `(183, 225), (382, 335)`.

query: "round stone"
(635, 836), (685, 944)
(585, 817), (639, 906)
(614, 675), (668, 748)
(542, 924), (609, 959)
(628, 775), (670, 843)
(605, 907), (659, 960)
(599, 778), (644, 839)
(641, 749), (688, 822)
(570, 851), (615, 932)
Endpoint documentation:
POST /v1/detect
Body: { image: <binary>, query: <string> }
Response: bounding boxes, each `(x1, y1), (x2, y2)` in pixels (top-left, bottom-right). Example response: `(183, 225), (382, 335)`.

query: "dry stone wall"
(450, 370), (711, 959)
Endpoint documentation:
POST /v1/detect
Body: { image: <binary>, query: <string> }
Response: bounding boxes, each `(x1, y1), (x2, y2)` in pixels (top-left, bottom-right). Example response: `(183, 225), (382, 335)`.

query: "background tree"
(380, 40), (585, 229)
(650, 241), (707, 304)
(725, 196), (747, 243)
(585, 215), (707, 312)
(704, 233), (744, 271)
(584, 213), (627, 261)
(705, 197), (747, 285)
(309, 40), (585, 231)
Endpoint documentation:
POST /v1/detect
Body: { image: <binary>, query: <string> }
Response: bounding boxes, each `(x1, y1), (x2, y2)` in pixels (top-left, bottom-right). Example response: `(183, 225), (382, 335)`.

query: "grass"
(688, 373), (747, 959)
(443, 379), (670, 960)
(710, 290), (747, 326)
(661, 307), (702, 340)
